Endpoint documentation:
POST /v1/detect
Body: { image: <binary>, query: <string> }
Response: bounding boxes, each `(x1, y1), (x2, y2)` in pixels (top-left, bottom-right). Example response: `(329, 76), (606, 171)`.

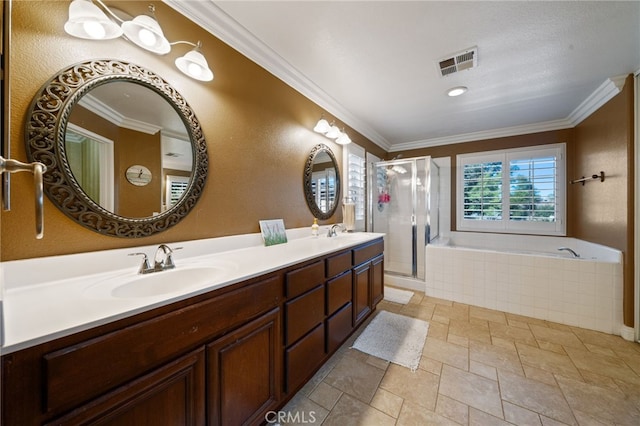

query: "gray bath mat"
(351, 311), (429, 371)
(383, 287), (414, 304)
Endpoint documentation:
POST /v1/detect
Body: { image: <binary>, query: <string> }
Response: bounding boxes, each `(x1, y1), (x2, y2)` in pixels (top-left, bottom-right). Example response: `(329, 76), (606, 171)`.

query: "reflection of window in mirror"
(65, 123), (115, 211)
(165, 175), (190, 210)
(311, 169), (336, 213)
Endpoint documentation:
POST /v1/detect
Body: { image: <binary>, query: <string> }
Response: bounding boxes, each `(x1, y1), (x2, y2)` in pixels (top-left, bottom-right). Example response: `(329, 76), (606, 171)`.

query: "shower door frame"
(368, 156), (434, 279)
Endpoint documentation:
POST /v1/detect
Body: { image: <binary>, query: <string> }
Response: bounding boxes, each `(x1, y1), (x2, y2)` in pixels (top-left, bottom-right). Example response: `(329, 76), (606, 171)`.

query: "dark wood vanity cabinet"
(207, 307), (281, 426)
(1, 237), (384, 425)
(2, 274), (282, 426)
(43, 348), (207, 426)
(353, 240), (385, 327)
(283, 237), (385, 396)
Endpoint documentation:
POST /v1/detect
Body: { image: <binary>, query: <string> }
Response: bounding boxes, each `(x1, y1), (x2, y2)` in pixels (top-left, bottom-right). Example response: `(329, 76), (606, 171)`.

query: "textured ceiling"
(165, 1), (640, 151)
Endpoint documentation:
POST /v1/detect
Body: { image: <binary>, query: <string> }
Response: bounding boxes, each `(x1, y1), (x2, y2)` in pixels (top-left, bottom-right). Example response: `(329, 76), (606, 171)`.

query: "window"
(348, 153), (366, 220)
(344, 143), (366, 230)
(457, 144), (566, 235)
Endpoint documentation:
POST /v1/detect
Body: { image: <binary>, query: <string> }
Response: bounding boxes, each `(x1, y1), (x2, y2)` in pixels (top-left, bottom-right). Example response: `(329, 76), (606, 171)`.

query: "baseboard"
(620, 325), (636, 342)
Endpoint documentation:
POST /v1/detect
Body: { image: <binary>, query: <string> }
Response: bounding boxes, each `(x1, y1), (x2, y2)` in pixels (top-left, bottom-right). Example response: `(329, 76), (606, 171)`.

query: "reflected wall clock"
(125, 165), (152, 186)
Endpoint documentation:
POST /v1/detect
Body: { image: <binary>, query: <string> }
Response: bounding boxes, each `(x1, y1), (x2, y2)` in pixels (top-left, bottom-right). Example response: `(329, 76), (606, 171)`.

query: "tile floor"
(280, 289), (640, 425)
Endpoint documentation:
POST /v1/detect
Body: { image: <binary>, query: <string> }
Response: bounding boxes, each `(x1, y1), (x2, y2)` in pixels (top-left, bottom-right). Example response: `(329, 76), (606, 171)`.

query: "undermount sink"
(84, 264), (233, 299)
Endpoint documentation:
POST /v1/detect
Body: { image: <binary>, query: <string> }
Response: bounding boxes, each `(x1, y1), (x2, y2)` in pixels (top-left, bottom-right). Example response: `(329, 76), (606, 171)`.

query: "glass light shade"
(175, 49), (214, 82)
(121, 15), (170, 54)
(336, 132), (352, 145)
(325, 125), (341, 139)
(313, 118), (331, 134)
(64, 0), (123, 40)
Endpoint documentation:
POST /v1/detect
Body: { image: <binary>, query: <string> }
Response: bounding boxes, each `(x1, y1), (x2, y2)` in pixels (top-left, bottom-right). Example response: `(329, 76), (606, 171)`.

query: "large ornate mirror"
(25, 60), (208, 237)
(303, 144), (341, 220)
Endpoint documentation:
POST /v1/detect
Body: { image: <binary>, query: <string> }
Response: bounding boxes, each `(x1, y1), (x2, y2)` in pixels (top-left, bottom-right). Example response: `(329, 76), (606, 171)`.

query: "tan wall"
(2, 0), (385, 260)
(573, 75), (635, 326)
(117, 128), (162, 218)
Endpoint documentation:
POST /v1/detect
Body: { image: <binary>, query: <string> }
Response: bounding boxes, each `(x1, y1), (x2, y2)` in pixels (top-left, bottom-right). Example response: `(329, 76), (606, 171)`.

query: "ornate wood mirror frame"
(25, 59), (208, 238)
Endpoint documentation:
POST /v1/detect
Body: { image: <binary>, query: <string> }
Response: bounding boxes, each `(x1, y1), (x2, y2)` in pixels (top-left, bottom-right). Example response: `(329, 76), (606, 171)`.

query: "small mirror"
(304, 144), (341, 220)
(25, 60), (208, 238)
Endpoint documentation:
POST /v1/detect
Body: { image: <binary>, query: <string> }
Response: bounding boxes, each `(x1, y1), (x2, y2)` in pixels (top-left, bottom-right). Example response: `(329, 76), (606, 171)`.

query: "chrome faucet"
(557, 247), (580, 258)
(129, 244), (182, 274)
(327, 223), (345, 237)
(154, 244), (178, 270)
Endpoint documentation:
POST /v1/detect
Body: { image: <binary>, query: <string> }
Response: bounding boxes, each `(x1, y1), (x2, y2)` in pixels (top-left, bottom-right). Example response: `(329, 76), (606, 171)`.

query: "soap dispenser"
(311, 218), (320, 237)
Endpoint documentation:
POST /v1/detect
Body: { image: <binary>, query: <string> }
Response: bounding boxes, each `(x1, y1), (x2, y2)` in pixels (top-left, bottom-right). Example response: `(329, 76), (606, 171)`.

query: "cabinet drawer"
(353, 239), (384, 266)
(285, 261), (324, 298)
(326, 303), (353, 354)
(326, 271), (352, 316)
(44, 276), (281, 413)
(285, 285), (324, 346)
(326, 250), (351, 278)
(45, 349), (205, 426)
(285, 323), (325, 393)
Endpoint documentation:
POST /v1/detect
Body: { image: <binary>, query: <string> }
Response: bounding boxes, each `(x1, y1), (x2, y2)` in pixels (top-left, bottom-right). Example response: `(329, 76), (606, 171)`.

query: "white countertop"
(0, 230), (383, 354)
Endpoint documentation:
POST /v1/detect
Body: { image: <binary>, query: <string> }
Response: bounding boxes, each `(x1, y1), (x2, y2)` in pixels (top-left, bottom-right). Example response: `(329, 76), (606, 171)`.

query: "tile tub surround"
(0, 227), (383, 353)
(282, 296), (640, 425)
(426, 233), (623, 336)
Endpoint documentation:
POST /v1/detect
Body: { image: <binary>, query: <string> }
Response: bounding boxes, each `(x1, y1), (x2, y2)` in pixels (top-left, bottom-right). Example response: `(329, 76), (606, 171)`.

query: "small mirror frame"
(303, 143), (341, 220)
(25, 59), (208, 238)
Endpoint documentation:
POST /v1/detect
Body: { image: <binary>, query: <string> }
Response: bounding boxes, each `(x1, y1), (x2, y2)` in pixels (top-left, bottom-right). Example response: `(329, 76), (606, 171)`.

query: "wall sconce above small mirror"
(25, 59), (208, 238)
(303, 144), (341, 220)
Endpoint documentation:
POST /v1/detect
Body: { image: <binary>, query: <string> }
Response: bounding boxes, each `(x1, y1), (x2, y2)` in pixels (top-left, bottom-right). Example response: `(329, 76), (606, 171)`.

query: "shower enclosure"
(369, 157), (439, 280)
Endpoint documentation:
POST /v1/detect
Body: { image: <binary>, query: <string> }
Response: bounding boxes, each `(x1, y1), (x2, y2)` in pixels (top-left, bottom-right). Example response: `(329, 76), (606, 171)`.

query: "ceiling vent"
(438, 46), (477, 77)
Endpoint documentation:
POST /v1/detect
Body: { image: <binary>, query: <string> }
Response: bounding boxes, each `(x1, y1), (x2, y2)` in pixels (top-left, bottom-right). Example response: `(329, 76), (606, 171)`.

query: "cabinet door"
(46, 349), (206, 426)
(370, 255), (384, 307)
(353, 263), (371, 326)
(207, 308), (281, 426)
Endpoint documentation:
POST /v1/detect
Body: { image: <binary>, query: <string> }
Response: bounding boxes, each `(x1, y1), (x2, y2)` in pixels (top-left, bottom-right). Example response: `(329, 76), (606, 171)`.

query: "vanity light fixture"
(336, 129), (352, 145)
(313, 117), (331, 134)
(174, 41), (214, 81)
(324, 123), (342, 139)
(64, 0), (214, 82)
(313, 116), (351, 144)
(447, 86), (468, 97)
(64, 0), (122, 39)
(120, 5), (170, 54)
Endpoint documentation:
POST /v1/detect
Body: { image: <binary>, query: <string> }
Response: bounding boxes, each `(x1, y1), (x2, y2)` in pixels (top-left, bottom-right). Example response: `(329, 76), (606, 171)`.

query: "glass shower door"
(372, 159), (419, 277)
(371, 157), (438, 280)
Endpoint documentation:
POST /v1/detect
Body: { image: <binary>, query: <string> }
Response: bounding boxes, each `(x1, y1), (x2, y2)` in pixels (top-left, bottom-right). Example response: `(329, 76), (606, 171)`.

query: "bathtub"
(425, 232), (623, 335)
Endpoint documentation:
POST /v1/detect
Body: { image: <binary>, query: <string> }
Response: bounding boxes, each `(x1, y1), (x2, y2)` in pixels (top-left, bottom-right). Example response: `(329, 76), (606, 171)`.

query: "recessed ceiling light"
(447, 86), (468, 97)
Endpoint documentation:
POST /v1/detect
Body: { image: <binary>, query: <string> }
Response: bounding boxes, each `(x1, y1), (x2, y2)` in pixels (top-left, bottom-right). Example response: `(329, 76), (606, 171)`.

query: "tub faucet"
(327, 224), (345, 237)
(558, 247), (580, 258)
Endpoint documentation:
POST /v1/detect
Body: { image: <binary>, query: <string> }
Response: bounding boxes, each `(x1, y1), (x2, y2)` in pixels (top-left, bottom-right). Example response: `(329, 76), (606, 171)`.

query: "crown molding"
(162, 1), (627, 153)
(390, 74), (626, 151)
(389, 119), (574, 152)
(78, 95), (162, 135)
(567, 75), (626, 126)
(162, 0), (391, 151)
